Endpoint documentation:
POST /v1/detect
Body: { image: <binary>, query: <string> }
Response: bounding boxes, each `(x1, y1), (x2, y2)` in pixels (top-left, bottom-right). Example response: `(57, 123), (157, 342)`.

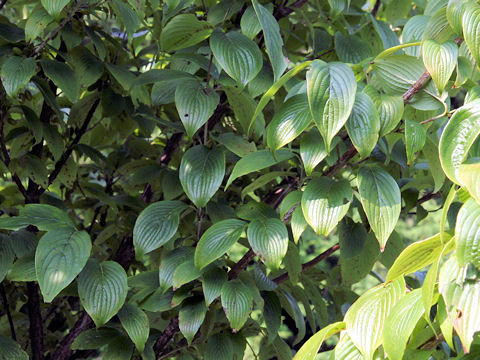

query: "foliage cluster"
(2, 0), (480, 359)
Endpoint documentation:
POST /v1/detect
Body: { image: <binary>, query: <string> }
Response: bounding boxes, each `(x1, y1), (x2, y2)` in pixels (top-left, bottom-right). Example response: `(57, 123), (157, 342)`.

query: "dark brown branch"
(26, 282), (44, 360)
(272, 243), (340, 284)
(0, 283), (16, 340)
(371, 0), (381, 18)
(50, 312), (94, 360)
(228, 249), (255, 280)
(153, 317), (180, 356)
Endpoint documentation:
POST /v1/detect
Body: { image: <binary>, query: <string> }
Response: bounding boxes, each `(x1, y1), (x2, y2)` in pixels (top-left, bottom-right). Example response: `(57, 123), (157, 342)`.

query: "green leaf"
(447, 0), (466, 34)
(345, 92), (380, 158)
(0, 56), (36, 97)
(0, 335), (29, 360)
(293, 322), (345, 360)
(202, 267), (227, 306)
(25, 6), (52, 42)
(133, 201), (187, 257)
(345, 277), (405, 360)
(422, 39), (458, 92)
(78, 259), (128, 327)
(159, 247), (193, 293)
(306, 60), (357, 151)
(179, 299), (207, 344)
(225, 149), (293, 189)
(210, 29), (262, 86)
(462, 2), (480, 65)
(455, 198), (480, 268)
(386, 233), (453, 281)
(247, 218), (288, 270)
(214, 133), (256, 157)
(20, 204), (75, 231)
(263, 291), (281, 344)
(179, 145), (225, 208)
(405, 119), (426, 165)
(339, 219), (380, 285)
(383, 289), (425, 360)
(221, 279), (253, 331)
(439, 256), (480, 352)
(363, 87), (404, 138)
(70, 46), (104, 87)
(423, 7), (455, 43)
(439, 99), (480, 184)
(195, 219), (246, 270)
(118, 303), (149, 352)
(300, 127), (327, 176)
(160, 14), (213, 52)
(241, 171), (295, 200)
(459, 161), (480, 204)
(334, 32), (373, 63)
(111, 0), (140, 39)
(7, 256), (36, 282)
(240, 6), (262, 39)
(423, 135), (445, 192)
(41, 0), (70, 17)
(266, 94), (312, 151)
(251, 0), (287, 81)
(0, 236), (13, 282)
(172, 258), (201, 289)
(175, 80), (219, 138)
(35, 229), (91, 302)
(249, 61), (311, 134)
(402, 15), (430, 57)
(290, 206), (307, 244)
(40, 59), (79, 101)
(205, 333), (233, 360)
(357, 165), (401, 250)
(103, 335), (134, 360)
(301, 177), (352, 236)
(334, 333), (363, 360)
(71, 328), (121, 350)
(224, 87), (262, 135)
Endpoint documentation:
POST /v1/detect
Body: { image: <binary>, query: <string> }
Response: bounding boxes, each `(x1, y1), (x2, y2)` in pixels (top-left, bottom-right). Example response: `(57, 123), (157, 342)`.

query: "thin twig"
(0, 283), (16, 340)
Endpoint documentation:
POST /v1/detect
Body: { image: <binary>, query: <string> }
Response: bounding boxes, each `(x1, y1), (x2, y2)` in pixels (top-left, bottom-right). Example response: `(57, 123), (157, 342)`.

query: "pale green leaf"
(423, 7), (455, 43)
(0, 56), (36, 97)
(422, 39), (458, 92)
(345, 277), (405, 360)
(455, 198), (480, 267)
(291, 207), (307, 244)
(293, 322), (345, 360)
(439, 99), (480, 184)
(20, 204), (75, 231)
(221, 280), (253, 331)
(35, 229), (91, 302)
(345, 92), (380, 158)
(118, 303), (149, 352)
(78, 259), (128, 327)
(402, 15), (430, 57)
(210, 29), (262, 86)
(357, 165), (401, 250)
(306, 60), (357, 151)
(194, 219), (246, 270)
(334, 333), (363, 360)
(266, 94), (312, 151)
(386, 233), (453, 281)
(179, 145), (225, 207)
(301, 177), (352, 236)
(447, 0), (466, 34)
(251, 0), (287, 81)
(214, 133), (256, 157)
(300, 127), (327, 176)
(247, 218), (288, 270)
(225, 149), (293, 189)
(25, 6), (52, 42)
(462, 2), (480, 65)
(133, 201), (187, 257)
(459, 161), (480, 204)
(383, 289), (425, 360)
(423, 135), (445, 192)
(439, 256), (480, 352)
(160, 14), (213, 52)
(175, 80), (219, 138)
